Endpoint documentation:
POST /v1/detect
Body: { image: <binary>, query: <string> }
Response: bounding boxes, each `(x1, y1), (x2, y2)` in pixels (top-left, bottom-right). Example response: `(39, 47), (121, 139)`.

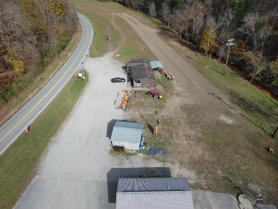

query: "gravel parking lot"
(13, 55), (195, 209)
(14, 55), (272, 209)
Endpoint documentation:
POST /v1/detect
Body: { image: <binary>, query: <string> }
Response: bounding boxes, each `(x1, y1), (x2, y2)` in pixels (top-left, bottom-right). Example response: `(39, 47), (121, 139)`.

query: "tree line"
(0, 0), (76, 105)
(113, 0), (278, 96)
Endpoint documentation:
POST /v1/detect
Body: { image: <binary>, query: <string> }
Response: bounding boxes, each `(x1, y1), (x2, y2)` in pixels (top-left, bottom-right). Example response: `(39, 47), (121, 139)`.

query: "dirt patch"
(219, 115), (235, 124)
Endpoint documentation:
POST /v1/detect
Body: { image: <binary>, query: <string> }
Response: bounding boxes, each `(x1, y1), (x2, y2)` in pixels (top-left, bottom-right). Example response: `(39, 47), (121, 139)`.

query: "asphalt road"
(0, 13), (93, 155)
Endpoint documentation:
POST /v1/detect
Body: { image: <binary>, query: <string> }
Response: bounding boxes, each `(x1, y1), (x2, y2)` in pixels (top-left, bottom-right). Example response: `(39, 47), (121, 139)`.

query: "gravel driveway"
(13, 55), (194, 209)
(13, 55), (257, 209)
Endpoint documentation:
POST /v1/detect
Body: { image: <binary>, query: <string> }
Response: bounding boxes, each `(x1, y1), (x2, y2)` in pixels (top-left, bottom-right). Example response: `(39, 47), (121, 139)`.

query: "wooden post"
(272, 126), (278, 138)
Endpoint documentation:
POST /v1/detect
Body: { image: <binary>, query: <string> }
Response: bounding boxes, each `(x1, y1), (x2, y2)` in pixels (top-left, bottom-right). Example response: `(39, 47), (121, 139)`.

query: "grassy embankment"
(189, 56), (278, 203)
(0, 73), (88, 209)
(192, 56), (278, 137)
(70, 0), (156, 62)
(0, 25), (82, 126)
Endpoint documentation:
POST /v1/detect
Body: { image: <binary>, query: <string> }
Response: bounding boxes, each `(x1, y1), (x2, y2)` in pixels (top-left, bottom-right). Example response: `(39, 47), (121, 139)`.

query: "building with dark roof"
(126, 59), (155, 89)
(116, 177), (194, 209)
(107, 167), (171, 203)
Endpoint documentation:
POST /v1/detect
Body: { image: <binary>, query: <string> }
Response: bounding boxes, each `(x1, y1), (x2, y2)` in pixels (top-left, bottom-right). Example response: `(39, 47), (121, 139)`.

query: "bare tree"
(240, 12), (260, 50)
(161, 2), (170, 26)
(148, 2), (156, 18)
(216, 9), (233, 61)
(190, 1), (207, 38)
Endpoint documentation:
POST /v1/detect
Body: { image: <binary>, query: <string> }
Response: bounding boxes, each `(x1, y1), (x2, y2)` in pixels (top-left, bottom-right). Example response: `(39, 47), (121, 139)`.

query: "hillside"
(0, 0), (77, 105)
(113, 0), (278, 97)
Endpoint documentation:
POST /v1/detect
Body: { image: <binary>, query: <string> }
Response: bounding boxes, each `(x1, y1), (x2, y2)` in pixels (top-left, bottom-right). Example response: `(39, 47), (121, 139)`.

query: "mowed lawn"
(0, 73), (88, 209)
(70, 0), (156, 62)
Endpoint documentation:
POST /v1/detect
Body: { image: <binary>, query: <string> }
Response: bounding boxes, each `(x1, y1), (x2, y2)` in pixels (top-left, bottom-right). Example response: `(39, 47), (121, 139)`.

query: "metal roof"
(150, 61), (164, 69)
(116, 191), (194, 209)
(111, 121), (143, 143)
(131, 64), (155, 80)
(117, 178), (191, 192)
(107, 167), (171, 203)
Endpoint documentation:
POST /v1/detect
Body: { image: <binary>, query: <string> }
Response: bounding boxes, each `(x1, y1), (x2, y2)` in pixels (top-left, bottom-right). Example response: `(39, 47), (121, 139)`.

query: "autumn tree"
(244, 51), (265, 84)
(200, 26), (218, 56)
(0, 0), (76, 103)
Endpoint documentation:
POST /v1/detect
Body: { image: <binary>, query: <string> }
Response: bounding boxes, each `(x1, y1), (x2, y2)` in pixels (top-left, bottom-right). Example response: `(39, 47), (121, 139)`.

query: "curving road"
(0, 13), (93, 155)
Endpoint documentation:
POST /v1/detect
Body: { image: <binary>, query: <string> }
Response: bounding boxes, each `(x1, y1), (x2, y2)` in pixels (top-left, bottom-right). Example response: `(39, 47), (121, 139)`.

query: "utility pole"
(112, 12), (115, 27)
(225, 39), (235, 75)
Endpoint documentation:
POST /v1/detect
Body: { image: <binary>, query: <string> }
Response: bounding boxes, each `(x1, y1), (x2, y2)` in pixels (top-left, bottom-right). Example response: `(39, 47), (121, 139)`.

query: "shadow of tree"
(208, 91), (276, 137)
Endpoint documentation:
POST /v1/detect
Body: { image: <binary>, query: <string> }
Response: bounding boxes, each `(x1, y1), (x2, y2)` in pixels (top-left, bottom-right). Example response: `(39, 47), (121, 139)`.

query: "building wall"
(133, 78), (154, 89)
(112, 141), (140, 151)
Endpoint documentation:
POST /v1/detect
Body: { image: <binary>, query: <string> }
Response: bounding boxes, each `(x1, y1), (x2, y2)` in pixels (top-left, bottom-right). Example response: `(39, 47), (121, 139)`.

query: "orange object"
(121, 101), (127, 109)
(154, 125), (158, 135)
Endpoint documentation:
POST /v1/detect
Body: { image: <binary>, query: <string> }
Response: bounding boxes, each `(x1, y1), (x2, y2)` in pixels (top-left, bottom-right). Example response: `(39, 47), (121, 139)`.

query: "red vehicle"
(146, 91), (163, 99)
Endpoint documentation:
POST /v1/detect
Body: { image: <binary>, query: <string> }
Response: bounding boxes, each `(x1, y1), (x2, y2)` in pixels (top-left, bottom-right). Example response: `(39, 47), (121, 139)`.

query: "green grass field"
(192, 56), (278, 137)
(70, 0), (156, 62)
(0, 73), (88, 209)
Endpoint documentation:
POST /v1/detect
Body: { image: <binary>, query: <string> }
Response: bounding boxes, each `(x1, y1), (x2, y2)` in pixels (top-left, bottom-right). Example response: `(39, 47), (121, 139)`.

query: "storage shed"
(111, 121), (143, 151)
(116, 177), (194, 209)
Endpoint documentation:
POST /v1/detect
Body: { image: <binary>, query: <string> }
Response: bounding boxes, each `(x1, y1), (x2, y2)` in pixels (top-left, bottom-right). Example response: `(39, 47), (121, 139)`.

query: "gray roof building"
(116, 178), (194, 209)
(107, 167), (171, 203)
(117, 177), (191, 192)
(111, 121), (143, 143)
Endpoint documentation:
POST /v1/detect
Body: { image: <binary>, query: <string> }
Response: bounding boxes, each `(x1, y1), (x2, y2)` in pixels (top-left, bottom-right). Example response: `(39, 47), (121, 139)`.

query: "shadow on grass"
(220, 175), (244, 195)
(208, 92), (275, 137)
(139, 112), (154, 134)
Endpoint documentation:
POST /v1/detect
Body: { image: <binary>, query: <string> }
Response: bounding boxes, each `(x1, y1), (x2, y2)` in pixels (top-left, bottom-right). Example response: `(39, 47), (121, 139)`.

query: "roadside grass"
(0, 72), (88, 209)
(72, 0), (121, 57)
(70, 0), (156, 62)
(113, 15), (157, 63)
(192, 56), (278, 137)
(0, 25), (82, 126)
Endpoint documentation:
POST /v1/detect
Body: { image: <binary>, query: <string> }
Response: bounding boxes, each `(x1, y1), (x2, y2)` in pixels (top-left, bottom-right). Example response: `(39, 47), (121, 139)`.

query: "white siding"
(112, 141), (140, 151)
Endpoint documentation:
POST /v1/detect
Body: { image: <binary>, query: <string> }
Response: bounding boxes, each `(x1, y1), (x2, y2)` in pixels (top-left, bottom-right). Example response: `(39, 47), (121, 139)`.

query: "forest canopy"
(0, 0), (77, 104)
(113, 0), (278, 96)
